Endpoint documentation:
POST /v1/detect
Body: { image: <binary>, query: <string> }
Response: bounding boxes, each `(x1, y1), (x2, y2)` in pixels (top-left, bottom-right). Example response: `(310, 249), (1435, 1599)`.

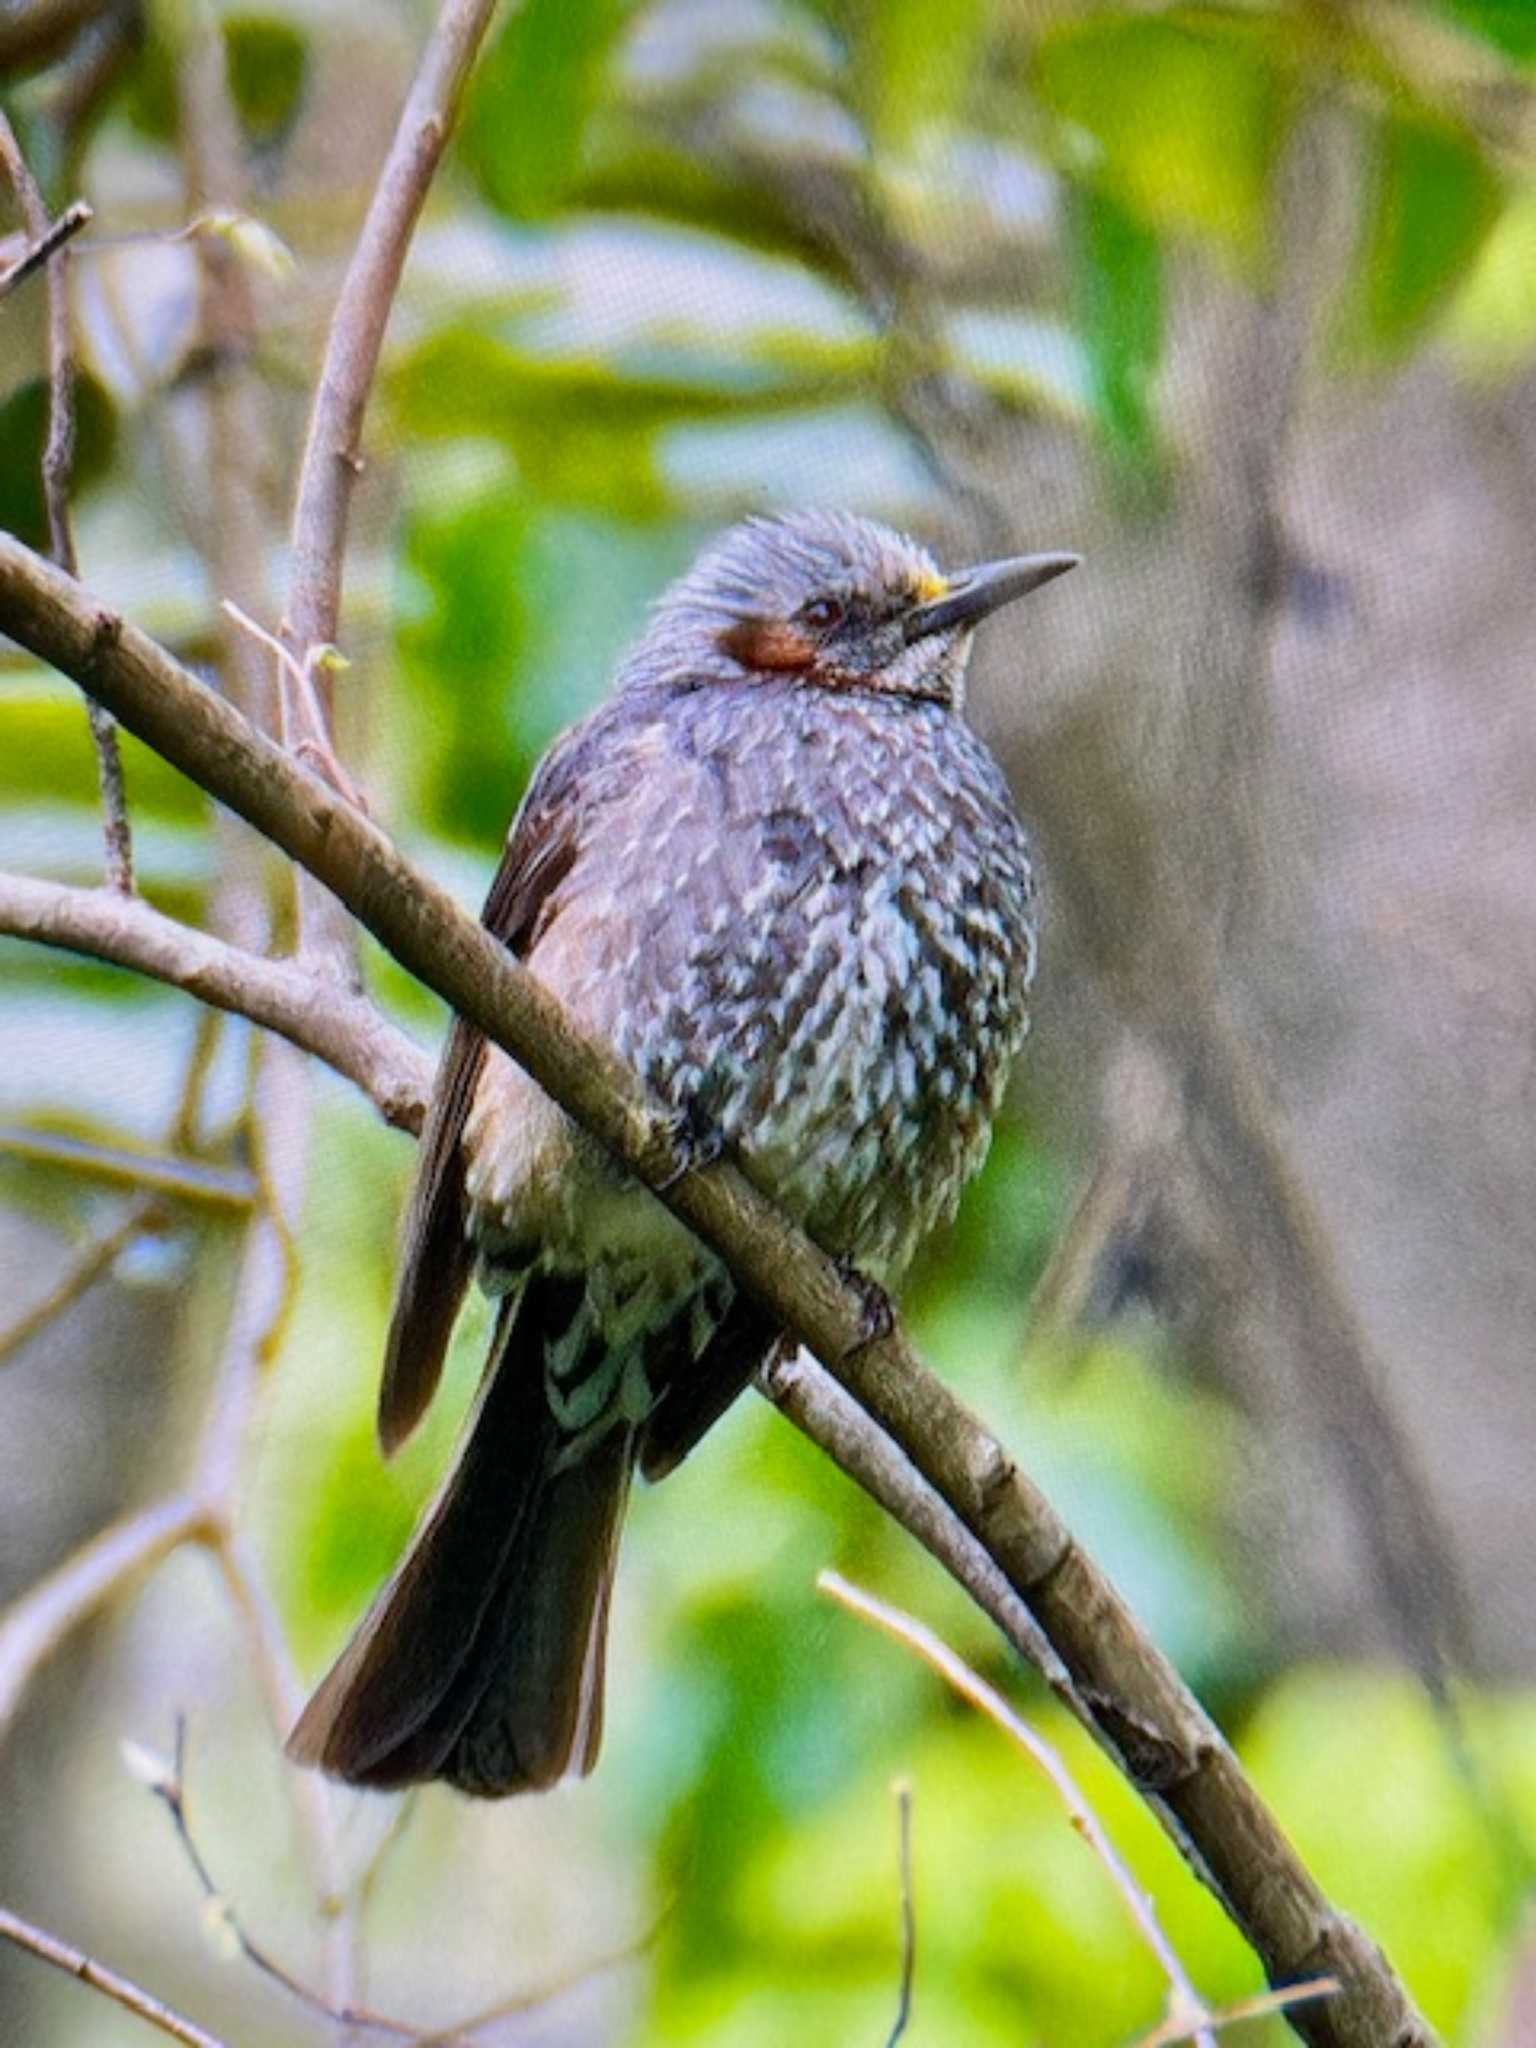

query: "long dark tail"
(287, 1279), (633, 1797)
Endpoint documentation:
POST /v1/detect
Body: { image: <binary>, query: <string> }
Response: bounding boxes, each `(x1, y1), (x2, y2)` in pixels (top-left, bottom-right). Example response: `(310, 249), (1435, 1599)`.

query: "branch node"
(1082, 1690), (1194, 1797)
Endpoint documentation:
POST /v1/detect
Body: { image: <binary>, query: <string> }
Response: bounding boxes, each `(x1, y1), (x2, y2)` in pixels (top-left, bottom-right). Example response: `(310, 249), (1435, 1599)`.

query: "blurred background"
(3, 0), (1536, 2040)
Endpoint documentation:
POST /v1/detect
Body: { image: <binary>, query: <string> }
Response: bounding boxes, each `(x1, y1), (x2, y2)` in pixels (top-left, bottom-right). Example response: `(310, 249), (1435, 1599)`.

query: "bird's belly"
(693, 887), (1026, 1281)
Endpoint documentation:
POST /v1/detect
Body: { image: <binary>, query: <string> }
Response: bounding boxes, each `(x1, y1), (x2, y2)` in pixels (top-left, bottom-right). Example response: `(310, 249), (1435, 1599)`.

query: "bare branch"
(281, 0), (500, 968)
(139, 1717), (654, 2045)
(0, 870), (430, 1131)
(759, 1343), (1066, 1692)
(0, 1902), (228, 2048)
(0, 197), (92, 300)
(0, 1194), (164, 1369)
(145, 1719), (421, 2040)
(0, 530), (1437, 2048)
(0, 1123), (257, 1210)
(820, 1571), (1220, 2048)
(283, 0), (501, 668)
(0, 111), (133, 893)
(0, 1496), (207, 1738)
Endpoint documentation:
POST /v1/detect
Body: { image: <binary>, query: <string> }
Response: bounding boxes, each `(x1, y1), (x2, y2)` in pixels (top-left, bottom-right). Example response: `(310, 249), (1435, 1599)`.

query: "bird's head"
(621, 510), (1078, 711)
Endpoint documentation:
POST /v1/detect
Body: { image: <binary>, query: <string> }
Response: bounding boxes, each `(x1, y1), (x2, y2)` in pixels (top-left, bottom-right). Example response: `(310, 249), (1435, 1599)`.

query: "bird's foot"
(655, 1100), (727, 1193)
(835, 1257), (895, 1354)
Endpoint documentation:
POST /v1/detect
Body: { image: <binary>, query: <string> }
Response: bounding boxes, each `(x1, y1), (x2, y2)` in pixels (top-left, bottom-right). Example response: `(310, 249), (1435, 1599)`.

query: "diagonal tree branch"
(0, 531), (1435, 2048)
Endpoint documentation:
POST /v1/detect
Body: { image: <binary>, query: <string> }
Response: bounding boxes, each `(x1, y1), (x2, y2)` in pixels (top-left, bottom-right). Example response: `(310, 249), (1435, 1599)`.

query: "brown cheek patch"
(718, 618), (818, 672)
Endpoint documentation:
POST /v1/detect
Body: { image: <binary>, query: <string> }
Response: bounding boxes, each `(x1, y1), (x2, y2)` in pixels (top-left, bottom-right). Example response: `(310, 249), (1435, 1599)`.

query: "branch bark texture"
(0, 533), (1435, 2048)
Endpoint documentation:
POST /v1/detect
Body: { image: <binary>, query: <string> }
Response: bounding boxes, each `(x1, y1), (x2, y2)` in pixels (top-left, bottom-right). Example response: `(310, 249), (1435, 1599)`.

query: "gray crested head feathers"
(620, 509), (1078, 709)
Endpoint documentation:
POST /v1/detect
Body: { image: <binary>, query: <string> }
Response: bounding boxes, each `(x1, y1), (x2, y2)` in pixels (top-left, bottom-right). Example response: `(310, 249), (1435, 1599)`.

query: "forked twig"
(132, 1718), (652, 2046)
(820, 1570), (1223, 2048)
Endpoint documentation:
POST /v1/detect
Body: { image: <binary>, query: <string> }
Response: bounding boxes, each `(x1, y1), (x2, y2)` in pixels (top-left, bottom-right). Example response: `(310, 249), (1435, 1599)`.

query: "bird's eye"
(801, 596), (844, 632)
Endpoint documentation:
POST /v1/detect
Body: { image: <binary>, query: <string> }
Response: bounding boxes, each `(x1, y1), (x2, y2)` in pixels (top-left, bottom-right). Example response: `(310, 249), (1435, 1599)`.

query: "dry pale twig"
(759, 1342), (1065, 1690)
(132, 1717), (652, 2046)
(0, 529), (1437, 2048)
(0, 1902), (228, 2048)
(0, 1195), (165, 1369)
(0, 1496), (208, 1738)
(222, 601), (366, 806)
(1133, 1979), (1341, 2047)
(138, 1716), (422, 2041)
(0, 111), (133, 894)
(819, 1570), (1221, 2048)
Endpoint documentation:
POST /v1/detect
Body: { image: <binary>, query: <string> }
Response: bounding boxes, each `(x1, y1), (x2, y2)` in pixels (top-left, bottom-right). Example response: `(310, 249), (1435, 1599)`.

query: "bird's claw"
(655, 1102), (726, 1193)
(835, 1257), (895, 1353)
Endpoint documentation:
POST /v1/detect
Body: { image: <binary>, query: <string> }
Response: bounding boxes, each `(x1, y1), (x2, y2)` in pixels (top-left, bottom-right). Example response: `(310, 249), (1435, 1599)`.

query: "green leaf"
(390, 328), (876, 519)
(850, 0), (994, 152)
(1034, 10), (1290, 259)
(1073, 186), (1163, 466)
(460, 0), (630, 221)
(223, 15), (310, 144)
(571, 132), (857, 286)
(398, 484), (537, 843)
(394, 329), (870, 436)
(1432, 0), (1536, 64)
(1443, 181), (1536, 372)
(1344, 110), (1503, 360)
(0, 683), (205, 823)
(0, 371), (117, 551)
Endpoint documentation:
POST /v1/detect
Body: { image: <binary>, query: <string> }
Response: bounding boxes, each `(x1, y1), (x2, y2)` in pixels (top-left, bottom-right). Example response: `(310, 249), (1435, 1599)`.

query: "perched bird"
(288, 511), (1076, 1797)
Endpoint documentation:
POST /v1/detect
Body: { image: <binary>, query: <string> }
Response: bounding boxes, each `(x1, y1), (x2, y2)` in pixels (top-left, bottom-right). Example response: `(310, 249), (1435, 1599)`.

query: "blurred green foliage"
(7, 2), (1536, 2043)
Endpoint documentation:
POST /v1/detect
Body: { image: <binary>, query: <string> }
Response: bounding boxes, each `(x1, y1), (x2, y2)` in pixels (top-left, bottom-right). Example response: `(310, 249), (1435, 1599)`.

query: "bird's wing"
(376, 725), (592, 1455)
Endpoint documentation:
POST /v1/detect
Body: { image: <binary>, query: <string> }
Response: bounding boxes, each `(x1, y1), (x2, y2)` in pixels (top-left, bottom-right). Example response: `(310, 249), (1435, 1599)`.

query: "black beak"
(903, 551), (1080, 644)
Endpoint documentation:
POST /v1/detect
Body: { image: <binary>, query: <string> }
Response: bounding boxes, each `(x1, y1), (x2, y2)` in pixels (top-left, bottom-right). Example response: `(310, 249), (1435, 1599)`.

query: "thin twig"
(282, 0), (500, 967)
(147, 1717), (419, 2040)
(759, 1342), (1067, 1690)
(0, 1123), (258, 1210)
(0, 197), (92, 300)
(408, 1928), (658, 2047)
(175, 29), (365, 2005)
(139, 1718), (653, 2045)
(819, 1570), (1220, 2048)
(0, 1902), (228, 2048)
(0, 1496), (208, 1738)
(0, 1195), (166, 1368)
(1133, 1979), (1341, 2047)
(886, 1778), (915, 2048)
(222, 600), (366, 808)
(0, 112), (133, 893)
(0, 529), (1439, 2048)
